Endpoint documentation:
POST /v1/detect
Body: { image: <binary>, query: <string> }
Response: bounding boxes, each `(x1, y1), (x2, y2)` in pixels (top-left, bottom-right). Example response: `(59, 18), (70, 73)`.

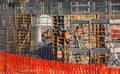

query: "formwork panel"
(11, 14), (32, 55)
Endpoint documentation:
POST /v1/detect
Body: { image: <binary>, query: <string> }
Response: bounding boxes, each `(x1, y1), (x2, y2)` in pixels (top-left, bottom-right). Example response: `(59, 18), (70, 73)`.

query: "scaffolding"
(52, 15), (67, 61)
(52, 1), (112, 64)
(69, 1), (111, 64)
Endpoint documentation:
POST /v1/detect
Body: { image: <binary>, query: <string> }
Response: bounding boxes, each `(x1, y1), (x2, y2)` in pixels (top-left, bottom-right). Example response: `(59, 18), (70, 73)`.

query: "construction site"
(0, 0), (120, 74)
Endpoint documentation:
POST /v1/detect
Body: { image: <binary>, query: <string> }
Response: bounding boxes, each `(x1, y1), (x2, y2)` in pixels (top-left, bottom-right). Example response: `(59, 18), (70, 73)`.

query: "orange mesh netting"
(0, 51), (119, 74)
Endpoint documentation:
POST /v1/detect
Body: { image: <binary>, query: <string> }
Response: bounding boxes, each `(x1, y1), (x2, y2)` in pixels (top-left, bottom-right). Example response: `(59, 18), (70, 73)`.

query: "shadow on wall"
(38, 42), (53, 60)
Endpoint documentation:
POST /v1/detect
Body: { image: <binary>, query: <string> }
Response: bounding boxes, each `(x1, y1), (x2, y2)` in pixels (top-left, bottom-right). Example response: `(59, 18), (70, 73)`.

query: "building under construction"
(0, 0), (120, 71)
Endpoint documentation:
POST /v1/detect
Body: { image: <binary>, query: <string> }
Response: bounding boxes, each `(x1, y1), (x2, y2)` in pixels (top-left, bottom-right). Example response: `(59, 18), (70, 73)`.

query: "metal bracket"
(70, 48), (110, 54)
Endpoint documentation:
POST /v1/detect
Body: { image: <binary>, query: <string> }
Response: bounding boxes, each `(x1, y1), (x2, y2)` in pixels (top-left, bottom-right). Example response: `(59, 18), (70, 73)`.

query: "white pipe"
(110, 19), (120, 24)
(38, 27), (42, 42)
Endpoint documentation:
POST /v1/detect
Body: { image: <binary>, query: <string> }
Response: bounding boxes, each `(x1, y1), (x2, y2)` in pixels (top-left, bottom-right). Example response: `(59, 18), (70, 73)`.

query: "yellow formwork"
(12, 14), (32, 55)
(69, 14), (99, 20)
(52, 15), (68, 61)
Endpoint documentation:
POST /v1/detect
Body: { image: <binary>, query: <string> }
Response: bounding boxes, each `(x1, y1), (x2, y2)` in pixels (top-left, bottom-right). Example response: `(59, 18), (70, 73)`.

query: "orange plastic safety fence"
(0, 51), (120, 74)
